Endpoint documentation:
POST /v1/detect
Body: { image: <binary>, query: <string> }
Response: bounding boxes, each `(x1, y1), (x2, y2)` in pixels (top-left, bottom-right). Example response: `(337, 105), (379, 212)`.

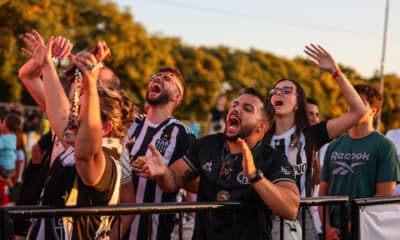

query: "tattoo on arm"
(182, 169), (197, 186)
(166, 168), (178, 189)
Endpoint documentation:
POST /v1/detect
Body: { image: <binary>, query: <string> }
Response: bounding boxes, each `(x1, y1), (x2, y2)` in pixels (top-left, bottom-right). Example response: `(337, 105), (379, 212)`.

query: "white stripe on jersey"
(130, 118), (182, 240)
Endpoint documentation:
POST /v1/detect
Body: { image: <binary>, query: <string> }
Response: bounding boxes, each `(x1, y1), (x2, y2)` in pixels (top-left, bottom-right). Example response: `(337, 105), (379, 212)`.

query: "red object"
(332, 69), (341, 79)
(0, 182), (9, 205)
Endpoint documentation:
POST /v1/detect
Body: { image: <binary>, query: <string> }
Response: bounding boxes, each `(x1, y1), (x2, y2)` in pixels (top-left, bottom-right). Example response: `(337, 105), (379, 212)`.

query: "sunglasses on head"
(269, 86), (296, 97)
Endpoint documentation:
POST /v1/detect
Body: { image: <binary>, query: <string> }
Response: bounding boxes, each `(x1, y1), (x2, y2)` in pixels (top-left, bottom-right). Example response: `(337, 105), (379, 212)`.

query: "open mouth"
(227, 114), (241, 131)
(274, 100), (284, 107)
(150, 84), (162, 93)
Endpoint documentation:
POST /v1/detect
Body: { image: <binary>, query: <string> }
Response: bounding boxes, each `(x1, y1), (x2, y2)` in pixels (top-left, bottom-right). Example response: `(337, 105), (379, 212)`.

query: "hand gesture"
(304, 44), (339, 73)
(93, 41), (111, 62)
(21, 29), (53, 68)
(52, 36), (73, 60)
(131, 144), (168, 179)
(72, 51), (100, 88)
(22, 29), (73, 61)
(237, 138), (256, 178)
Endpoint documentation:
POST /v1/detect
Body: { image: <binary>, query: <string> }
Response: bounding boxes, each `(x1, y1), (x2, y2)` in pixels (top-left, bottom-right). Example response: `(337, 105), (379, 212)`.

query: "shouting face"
(225, 93), (265, 141)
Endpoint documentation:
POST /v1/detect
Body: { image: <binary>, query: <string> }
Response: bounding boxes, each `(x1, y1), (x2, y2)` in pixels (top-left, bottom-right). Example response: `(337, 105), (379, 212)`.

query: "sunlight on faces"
(225, 94), (264, 141)
(147, 72), (183, 105)
(270, 80), (298, 116)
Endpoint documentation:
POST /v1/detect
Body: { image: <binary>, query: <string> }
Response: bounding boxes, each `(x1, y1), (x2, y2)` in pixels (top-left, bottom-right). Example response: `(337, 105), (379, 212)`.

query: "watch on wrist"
(249, 169), (264, 184)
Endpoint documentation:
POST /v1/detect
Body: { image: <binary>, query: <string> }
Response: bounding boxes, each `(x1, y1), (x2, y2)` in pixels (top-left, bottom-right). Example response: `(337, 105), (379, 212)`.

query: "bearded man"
(133, 87), (300, 240)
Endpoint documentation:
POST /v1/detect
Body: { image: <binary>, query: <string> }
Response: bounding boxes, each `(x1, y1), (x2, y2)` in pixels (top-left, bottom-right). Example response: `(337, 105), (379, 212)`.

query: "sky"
(115, 0), (400, 78)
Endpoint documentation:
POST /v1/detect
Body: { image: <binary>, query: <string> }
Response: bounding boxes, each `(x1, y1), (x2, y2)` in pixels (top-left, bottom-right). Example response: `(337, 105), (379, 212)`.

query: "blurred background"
(0, 0), (399, 135)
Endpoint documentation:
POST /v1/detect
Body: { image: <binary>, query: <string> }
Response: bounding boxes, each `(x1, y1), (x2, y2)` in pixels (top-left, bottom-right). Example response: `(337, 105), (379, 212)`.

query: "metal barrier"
(0, 202), (240, 240)
(351, 196), (400, 240)
(299, 196), (349, 240)
(273, 196), (349, 240)
(2, 196), (394, 240)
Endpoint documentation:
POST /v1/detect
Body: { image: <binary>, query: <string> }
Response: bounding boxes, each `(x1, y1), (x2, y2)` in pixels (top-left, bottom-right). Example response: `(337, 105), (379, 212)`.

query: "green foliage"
(1, 0), (399, 132)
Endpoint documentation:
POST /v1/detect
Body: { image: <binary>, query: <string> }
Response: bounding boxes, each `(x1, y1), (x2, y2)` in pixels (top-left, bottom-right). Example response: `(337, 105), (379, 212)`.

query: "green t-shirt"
(320, 131), (400, 228)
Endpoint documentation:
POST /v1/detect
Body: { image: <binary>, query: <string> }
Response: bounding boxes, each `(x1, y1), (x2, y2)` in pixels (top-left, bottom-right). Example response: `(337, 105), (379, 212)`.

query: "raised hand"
(52, 36), (73, 60)
(93, 41), (111, 62)
(21, 29), (53, 68)
(72, 51), (101, 88)
(64, 40), (109, 83)
(131, 144), (168, 179)
(304, 44), (339, 73)
(22, 30), (73, 61)
(237, 138), (256, 178)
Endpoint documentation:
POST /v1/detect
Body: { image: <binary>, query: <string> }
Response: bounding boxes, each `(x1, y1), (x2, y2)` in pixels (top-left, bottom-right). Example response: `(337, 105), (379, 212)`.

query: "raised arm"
(72, 50), (106, 186)
(19, 32), (73, 110)
(239, 138), (300, 220)
(304, 44), (366, 139)
(29, 31), (72, 148)
(132, 144), (198, 193)
(18, 58), (46, 109)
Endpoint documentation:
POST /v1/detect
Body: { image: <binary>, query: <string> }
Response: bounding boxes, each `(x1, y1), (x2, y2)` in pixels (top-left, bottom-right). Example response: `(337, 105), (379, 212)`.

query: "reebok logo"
(331, 152), (370, 161)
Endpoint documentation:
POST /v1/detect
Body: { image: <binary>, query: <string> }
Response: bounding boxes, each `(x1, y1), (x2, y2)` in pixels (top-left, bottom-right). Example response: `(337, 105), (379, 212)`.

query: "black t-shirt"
(28, 145), (119, 240)
(38, 131), (53, 150)
(183, 133), (296, 240)
(210, 108), (227, 122)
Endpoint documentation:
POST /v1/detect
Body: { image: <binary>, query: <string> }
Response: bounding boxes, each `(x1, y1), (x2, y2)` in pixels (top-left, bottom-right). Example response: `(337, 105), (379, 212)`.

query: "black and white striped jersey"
(120, 115), (195, 240)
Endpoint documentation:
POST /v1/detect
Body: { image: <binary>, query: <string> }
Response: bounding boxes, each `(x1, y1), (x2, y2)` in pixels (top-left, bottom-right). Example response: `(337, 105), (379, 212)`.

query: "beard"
(225, 124), (256, 142)
(146, 90), (171, 106)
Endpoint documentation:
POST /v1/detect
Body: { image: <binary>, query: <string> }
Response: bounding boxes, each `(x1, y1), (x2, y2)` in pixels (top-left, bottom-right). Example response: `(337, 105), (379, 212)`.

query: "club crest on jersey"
(202, 162), (212, 172)
(236, 171), (250, 184)
(155, 134), (171, 155)
(281, 166), (292, 175)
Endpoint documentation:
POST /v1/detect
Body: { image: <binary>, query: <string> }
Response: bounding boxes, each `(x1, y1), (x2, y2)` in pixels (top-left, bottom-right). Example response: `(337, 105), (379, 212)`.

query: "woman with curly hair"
(20, 29), (136, 239)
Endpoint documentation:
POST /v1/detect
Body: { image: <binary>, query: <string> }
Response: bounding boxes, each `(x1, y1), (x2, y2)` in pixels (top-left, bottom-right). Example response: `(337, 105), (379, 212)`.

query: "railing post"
(206, 209), (212, 240)
(322, 205), (326, 240)
(340, 201), (348, 240)
(178, 212), (183, 240)
(301, 207), (306, 240)
(117, 215), (121, 240)
(232, 208), (237, 239)
(351, 199), (360, 240)
(0, 207), (4, 240)
(148, 214), (152, 240)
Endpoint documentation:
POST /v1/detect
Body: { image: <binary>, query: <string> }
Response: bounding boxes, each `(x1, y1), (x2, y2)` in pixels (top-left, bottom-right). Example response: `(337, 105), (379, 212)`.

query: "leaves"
(1, 0), (399, 132)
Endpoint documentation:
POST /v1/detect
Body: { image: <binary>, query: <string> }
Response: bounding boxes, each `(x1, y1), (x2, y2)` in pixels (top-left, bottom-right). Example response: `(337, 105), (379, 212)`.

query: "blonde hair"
(98, 85), (137, 139)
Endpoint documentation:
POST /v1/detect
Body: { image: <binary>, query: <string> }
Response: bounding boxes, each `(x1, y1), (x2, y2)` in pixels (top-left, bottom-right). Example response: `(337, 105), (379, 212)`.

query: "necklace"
(63, 68), (82, 142)
(220, 142), (241, 181)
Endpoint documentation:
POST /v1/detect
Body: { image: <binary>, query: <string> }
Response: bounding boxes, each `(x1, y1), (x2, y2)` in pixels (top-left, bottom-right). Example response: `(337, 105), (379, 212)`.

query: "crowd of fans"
(0, 29), (399, 240)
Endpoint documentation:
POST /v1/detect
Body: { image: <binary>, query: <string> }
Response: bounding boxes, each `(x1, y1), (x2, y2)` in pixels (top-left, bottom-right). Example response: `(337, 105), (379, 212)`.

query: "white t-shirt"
(386, 128), (400, 195)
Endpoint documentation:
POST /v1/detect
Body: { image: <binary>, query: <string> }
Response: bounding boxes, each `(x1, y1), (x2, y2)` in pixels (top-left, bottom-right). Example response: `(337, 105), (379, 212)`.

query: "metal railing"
(351, 196), (400, 240)
(270, 196), (349, 240)
(2, 196), (397, 240)
(0, 202), (240, 240)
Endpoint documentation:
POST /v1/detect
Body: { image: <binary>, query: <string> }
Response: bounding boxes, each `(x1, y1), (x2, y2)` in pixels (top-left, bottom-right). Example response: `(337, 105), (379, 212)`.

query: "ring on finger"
(85, 64), (95, 71)
(85, 62), (104, 71)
